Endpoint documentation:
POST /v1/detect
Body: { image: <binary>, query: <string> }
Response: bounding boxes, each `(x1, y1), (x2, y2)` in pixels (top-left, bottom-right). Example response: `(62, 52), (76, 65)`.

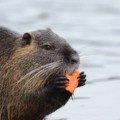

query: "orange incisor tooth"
(65, 71), (80, 93)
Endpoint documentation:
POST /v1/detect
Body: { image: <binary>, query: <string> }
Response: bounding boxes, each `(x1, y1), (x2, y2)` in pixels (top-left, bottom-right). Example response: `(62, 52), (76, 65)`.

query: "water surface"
(0, 0), (120, 119)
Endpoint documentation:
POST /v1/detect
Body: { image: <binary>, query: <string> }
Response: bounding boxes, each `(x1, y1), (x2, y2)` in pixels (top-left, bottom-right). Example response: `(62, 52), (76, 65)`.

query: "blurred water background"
(0, 0), (120, 120)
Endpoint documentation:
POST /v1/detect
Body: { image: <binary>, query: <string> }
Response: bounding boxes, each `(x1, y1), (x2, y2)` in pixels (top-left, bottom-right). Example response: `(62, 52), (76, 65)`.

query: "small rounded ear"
(22, 33), (32, 46)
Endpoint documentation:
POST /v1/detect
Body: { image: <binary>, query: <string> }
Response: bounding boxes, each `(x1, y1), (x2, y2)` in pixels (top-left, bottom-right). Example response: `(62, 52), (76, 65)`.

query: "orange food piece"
(65, 71), (80, 93)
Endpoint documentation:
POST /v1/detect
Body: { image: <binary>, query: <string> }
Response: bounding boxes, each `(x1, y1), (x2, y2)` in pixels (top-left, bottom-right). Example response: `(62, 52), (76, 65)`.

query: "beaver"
(0, 26), (86, 120)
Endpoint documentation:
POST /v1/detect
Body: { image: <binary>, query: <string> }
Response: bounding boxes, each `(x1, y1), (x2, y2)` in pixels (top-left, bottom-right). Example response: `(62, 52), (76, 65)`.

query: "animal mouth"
(65, 65), (79, 75)
(57, 67), (78, 76)
(66, 69), (78, 75)
(67, 70), (76, 75)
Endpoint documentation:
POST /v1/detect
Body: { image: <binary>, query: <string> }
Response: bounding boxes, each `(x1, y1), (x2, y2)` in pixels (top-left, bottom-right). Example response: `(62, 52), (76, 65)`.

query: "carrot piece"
(65, 71), (80, 93)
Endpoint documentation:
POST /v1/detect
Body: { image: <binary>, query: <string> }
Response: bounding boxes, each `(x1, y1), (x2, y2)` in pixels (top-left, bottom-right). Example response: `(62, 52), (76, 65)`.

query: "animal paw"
(54, 74), (69, 90)
(77, 71), (87, 87)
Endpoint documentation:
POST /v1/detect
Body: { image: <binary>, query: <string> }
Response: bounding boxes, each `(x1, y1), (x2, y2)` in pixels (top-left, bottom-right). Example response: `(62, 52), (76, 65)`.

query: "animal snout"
(71, 58), (78, 64)
(70, 53), (79, 64)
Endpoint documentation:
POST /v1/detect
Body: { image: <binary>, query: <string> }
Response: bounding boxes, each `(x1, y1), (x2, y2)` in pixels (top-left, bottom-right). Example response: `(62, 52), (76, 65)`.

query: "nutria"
(0, 26), (86, 120)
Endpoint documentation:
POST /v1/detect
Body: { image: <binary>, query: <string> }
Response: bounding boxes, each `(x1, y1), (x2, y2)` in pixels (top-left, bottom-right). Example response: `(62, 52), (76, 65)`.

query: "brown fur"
(0, 26), (80, 120)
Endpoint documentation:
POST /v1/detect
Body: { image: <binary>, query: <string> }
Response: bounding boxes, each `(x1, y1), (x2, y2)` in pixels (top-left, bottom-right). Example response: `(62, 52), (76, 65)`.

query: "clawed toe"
(77, 71), (87, 87)
(54, 75), (68, 90)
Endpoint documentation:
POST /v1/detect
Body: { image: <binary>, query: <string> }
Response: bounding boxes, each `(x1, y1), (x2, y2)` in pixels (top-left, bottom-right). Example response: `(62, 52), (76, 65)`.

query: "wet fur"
(0, 26), (86, 120)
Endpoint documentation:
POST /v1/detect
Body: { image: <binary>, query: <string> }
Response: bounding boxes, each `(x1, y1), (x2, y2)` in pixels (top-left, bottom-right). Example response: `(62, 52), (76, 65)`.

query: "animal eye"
(43, 45), (52, 50)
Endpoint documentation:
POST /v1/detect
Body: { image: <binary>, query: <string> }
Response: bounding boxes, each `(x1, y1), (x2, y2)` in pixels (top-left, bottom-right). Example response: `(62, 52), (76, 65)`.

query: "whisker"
(22, 62), (62, 89)
(17, 61), (61, 84)
(29, 63), (59, 82)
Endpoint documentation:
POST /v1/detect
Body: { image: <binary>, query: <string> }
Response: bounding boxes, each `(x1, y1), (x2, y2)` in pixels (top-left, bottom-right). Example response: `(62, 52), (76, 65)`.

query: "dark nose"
(71, 58), (78, 64)
(70, 53), (79, 64)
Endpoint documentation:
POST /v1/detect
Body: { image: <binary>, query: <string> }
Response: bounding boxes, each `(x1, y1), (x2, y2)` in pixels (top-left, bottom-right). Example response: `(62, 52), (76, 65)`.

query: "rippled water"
(0, 0), (120, 120)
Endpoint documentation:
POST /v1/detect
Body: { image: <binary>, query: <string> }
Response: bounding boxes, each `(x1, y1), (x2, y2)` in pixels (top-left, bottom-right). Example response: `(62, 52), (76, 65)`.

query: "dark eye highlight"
(43, 45), (52, 50)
